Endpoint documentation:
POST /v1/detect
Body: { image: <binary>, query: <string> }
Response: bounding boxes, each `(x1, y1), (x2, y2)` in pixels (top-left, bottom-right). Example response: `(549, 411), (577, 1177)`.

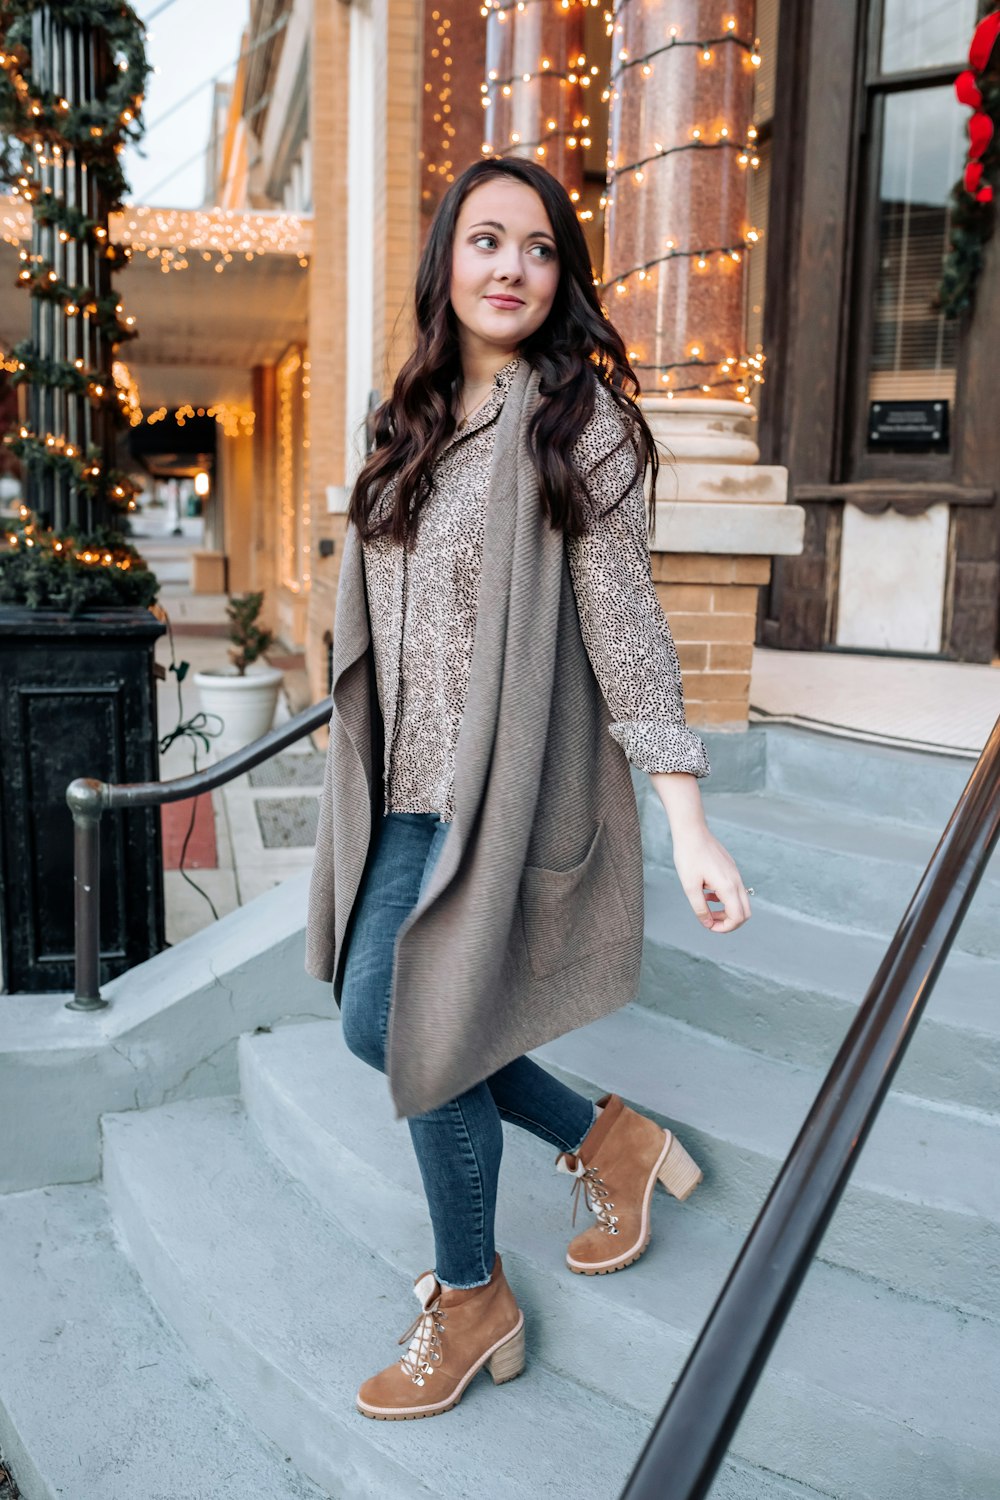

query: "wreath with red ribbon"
(937, 8), (1000, 317)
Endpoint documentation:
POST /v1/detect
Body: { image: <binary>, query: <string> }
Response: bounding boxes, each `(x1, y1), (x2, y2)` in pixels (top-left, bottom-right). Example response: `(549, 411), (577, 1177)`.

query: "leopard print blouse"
(361, 354), (710, 822)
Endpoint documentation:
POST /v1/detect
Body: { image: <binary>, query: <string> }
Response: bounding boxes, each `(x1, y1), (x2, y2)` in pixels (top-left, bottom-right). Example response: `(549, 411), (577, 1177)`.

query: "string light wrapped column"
(482, 0), (600, 199)
(598, 3), (801, 738)
(1, 0), (146, 534)
(603, 0), (762, 399)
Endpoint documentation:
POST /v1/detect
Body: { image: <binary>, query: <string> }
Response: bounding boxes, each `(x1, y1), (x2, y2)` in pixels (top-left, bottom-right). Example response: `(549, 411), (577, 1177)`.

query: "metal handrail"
(620, 711), (1000, 1500)
(65, 694), (334, 1012)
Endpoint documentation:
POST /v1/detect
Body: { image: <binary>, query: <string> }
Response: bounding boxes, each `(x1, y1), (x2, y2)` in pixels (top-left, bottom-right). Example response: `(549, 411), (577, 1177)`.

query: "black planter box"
(0, 607), (167, 994)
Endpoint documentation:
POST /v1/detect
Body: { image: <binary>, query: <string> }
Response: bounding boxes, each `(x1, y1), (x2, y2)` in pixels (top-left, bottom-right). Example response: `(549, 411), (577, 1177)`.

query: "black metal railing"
(65, 695), (333, 1011)
(620, 711), (1000, 1500)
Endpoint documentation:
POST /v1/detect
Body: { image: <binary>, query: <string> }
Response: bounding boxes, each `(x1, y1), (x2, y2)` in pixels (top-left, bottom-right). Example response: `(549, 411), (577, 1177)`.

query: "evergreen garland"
(0, 0), (149, 210)
(0, 0), (152, 603)
(0, 508), (158, 614)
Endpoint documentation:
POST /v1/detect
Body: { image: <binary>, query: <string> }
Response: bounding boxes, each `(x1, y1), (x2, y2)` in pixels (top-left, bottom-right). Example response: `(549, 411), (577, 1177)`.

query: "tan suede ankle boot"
(356, 1253), (525, 1420)
(556, 1094), (703, 1275)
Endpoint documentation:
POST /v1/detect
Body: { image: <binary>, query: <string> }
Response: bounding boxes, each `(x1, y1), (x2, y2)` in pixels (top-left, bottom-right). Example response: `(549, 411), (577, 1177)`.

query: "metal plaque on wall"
(868, 399), (949, 449)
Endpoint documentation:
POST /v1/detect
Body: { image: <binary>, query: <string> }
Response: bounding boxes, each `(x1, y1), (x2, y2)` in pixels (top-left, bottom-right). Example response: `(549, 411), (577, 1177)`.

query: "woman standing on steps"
(305, 155), (752, 1421)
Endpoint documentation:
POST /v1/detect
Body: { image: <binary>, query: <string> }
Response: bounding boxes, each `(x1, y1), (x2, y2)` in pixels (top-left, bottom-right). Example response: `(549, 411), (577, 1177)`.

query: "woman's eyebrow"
(469, 219), (556, 243)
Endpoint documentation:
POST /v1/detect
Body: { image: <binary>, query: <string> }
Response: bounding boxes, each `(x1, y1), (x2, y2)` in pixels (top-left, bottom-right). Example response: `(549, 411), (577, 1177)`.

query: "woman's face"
(450, 177), (561, 359)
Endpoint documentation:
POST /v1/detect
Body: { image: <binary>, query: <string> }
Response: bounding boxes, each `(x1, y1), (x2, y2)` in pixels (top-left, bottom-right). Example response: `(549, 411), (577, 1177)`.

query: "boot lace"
(397, 1305), (448, 1386)
(570, 1166), (620, 1235)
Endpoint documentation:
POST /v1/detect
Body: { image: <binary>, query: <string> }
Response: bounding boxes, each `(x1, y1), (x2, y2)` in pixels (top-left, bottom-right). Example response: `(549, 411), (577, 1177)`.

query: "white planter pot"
(193, 664), (284, 758)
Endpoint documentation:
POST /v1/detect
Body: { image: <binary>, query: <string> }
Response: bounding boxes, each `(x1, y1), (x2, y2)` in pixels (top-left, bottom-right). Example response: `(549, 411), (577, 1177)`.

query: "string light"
(1, 203), (312, 273)
(609, 29), (759, 86)
(603, 4), (766, 405)
(482, 0), (593, 218)
(625, 351), (766, 405)
(602, 231), (763, 290)
(2, 509), (152, 584)
(610, 133), (759, 184)
(422, 9), (459, 208)
(142, 402), (256, 438)
(277, 349), (304, 594)
(301, 358), (311, 589)
(3, 428), (140, 508)
(116, 206), (311, 273)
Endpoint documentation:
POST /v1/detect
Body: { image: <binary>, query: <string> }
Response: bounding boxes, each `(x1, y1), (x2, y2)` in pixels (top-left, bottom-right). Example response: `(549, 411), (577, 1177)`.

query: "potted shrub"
(193, 591), (284, 757)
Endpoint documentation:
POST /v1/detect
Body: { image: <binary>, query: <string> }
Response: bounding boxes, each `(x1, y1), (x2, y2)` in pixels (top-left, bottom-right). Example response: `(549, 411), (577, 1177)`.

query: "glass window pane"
(880, 0), (977, 74)
(867, 86), (964, 412)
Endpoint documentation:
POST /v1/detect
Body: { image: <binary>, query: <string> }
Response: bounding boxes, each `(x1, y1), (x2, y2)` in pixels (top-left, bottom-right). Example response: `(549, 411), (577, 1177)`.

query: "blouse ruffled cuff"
(610, 719), (711, 779)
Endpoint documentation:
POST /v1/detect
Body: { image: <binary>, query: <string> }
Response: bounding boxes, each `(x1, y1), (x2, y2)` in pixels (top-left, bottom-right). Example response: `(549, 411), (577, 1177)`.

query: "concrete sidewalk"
(750, 645), (999, 758)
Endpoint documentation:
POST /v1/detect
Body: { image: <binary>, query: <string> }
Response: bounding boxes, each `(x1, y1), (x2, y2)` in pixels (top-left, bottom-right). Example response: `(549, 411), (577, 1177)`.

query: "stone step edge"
(0, 1182), (329, 1500)
(237, 1032), (1000, 1478)
(105, 1091), (992, 1500)
(98, 1102), (665, 1500)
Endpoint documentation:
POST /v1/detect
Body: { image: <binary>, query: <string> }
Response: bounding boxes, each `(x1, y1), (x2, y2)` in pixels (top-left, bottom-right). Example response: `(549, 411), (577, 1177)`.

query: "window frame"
(844, 0), (974, 483)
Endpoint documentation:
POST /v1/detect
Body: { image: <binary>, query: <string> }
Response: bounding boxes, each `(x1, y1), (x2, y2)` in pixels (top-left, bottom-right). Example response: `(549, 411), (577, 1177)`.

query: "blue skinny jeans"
(340, 809), (597, 1289)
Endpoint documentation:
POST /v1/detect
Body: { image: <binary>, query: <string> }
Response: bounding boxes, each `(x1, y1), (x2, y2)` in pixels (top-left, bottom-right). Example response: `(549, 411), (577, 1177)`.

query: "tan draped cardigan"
(306, 361), (670, 1118)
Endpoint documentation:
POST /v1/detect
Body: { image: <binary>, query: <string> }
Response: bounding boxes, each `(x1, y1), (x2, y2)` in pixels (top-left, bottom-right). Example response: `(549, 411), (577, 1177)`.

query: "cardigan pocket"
(518, 818), (631, 980)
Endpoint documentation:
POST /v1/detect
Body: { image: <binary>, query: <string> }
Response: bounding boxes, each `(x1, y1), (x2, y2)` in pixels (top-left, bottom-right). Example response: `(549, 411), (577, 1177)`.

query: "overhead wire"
(143, 12), (289, 135)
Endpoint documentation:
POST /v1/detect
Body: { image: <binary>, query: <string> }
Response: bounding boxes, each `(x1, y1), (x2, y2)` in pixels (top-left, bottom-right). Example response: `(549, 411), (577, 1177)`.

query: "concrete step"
(758, 725), (976, 830)
(535, 1008), (1000, 1320)
(639, 788), (1000, 959)
(0, 865), (334, 1196)
(101, 1095), (658, 1500)
(239, 1020), (1000, 1500)
(0, 1183), (328, 1500)
(639, 882), (1000, 1114)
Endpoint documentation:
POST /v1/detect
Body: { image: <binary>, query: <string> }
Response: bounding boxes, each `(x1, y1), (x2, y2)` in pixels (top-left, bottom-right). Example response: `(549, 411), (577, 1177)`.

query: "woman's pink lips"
(485, 295), (525, 308)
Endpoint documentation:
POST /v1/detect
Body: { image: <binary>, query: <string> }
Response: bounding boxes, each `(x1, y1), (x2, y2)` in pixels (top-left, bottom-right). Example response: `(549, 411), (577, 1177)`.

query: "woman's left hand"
(671, 823), (752, 933)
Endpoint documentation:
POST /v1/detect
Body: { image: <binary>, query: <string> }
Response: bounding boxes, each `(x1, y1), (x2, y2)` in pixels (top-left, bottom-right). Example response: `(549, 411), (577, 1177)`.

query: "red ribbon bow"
(956, 10), (1000, 204)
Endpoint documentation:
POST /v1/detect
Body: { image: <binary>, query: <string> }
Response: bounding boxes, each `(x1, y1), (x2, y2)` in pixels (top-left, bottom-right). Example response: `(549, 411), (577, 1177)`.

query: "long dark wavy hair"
(347, 156), (659, 547)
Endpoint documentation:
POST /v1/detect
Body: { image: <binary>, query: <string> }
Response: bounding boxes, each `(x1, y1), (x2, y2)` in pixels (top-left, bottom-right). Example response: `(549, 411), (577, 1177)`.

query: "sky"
(124, 0), (250, 209)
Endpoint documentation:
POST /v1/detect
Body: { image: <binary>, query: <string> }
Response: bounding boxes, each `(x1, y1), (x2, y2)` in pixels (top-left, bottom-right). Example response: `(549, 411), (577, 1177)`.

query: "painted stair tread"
(0, 1175), (817, 1500)
(240, 1025), (998, 1499)
(537, 1005), (1000, 1221)
(105, 1087), (999, 1500)
(698, 789), (970, 862)
(101, 1096), (655, 1500)
(534, 1007), (1000, 1320)
(639, 885), (1000, 1116)
(241, 1019), (1000, 1447)
(641, 787), (1000, 956)
(743, 724), (977, 829)
(642, 882), (1000, 1040)
(0, 1183), (328, 1500)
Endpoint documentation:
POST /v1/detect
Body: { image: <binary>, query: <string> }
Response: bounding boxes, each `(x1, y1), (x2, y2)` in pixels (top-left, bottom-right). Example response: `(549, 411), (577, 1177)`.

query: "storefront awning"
(0, 200), (311, 411)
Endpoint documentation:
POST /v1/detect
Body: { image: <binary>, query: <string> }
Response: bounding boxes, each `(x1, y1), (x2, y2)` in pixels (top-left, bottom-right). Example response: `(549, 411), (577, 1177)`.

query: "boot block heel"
(656, 1134), (703, 1202)
(487, 1323), (525, 1385)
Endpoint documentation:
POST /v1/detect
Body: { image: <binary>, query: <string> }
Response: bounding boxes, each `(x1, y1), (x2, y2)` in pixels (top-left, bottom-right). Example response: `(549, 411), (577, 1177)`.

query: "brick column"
(421, 2), (486, 238)
(653, 554), (770, 726)
(483, 0), (587, 195)
(604, 0), (760, 398)
(309, 0), (427, 713)
(372, 0), (424, 391)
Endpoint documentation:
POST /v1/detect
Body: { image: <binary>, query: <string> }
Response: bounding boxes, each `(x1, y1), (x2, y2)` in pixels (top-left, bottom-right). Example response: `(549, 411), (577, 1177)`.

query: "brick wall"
(651, 554), (771, 727)
(305, 0), (427, 713)
(304, 0), (352, 708)
(372, 0), (423, 395)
